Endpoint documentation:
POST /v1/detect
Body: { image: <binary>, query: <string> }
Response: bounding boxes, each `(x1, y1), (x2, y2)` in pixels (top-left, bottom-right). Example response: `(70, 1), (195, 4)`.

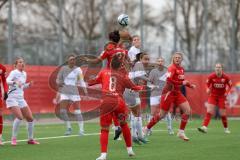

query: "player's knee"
(17, 116), (24, 121)
(207, 109), (214, 115)
(26, 116), (34, 122)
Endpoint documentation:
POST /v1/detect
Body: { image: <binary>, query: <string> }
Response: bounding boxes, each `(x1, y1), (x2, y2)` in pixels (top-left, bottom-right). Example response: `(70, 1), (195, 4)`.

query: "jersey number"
(109, 76), (117, 91)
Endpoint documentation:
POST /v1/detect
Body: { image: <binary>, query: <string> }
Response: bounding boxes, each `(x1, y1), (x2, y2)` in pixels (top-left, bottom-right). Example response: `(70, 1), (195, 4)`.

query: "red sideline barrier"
(2, 65), (240, 116)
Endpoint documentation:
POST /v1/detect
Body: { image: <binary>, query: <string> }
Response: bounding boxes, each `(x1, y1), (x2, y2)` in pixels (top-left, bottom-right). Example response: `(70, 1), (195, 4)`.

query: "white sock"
(100, 152), (107, 158)
(66, 121), (71, 129)
(179, 129), (184, 133)
(115, 126), (120, 130)
(166, 113), (173, 130)
(127, 147), (133, 153)
(134, 116), (143, 138)
(12, 118), (22, 138)
(74, 110), (84, 132)
(27, 121), (34, 140)
(60, 109), (71, 129)
(130, 114), (137, 138)
(60, 109), (69, 121)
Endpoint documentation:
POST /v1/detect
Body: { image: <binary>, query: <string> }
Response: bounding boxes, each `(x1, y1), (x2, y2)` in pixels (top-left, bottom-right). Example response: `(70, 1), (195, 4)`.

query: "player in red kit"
(85, 30), (128, 68)
(88, 53), (144, 160)
(0, 63), (8, 145)
(85, 30), (130, 140)
(144, 52), (196, 141)
(198, 63), (232, 134)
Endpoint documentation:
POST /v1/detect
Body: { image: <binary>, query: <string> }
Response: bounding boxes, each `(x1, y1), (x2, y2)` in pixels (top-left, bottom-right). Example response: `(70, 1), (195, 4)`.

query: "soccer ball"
(117, 14), (129, 27)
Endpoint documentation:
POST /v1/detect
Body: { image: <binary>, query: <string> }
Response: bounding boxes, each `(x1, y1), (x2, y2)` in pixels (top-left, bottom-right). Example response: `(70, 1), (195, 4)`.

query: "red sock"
(120, 123), (132, 147)
(221, 116), (228, 128)
(112, 114), (120, 127)
(147, 114), (161, 129)
(180, 114), (189, 130)
(202, 112), (212, 127)
(0, 115), (3, 135)
(100, 129), (109, 153)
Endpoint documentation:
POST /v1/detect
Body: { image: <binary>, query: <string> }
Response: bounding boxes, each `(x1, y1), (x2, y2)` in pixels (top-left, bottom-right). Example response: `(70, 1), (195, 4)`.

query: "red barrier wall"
(2, 65), (240, 116)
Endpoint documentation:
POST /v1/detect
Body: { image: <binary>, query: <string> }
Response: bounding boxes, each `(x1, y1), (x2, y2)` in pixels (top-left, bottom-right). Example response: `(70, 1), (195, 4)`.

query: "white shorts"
(150, 96), (161, 106)
(6, 97), (28, 108)
(124, 89), (141, 108)
(60, 94), (81, 102)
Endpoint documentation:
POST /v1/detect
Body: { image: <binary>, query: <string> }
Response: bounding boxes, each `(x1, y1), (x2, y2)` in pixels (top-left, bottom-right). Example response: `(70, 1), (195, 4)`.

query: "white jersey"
(6, 69), (29, 98)
(128, 46), (140, 62)
(56, 66), (86, 95)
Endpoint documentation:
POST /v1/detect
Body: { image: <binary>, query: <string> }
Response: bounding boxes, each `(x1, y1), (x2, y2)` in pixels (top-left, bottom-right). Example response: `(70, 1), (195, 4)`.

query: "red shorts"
(100, 96), (128, 127)
(0, 99), (3, 108)
(207, 95), (226, 109)
(160, 91), (187, 112)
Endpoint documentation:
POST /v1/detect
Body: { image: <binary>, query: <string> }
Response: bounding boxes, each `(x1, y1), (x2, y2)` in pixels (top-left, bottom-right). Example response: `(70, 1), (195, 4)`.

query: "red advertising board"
(2, 65), (240, 116)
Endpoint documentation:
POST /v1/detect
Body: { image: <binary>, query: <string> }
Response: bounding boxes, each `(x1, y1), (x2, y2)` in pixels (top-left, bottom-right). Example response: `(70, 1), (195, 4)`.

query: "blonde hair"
(171, 52), (183, 64)
(14, 57), (24, 68)
(215, 63), (223, 68)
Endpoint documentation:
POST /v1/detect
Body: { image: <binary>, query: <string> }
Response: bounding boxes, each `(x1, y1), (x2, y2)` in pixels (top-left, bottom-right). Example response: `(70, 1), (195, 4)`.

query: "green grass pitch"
(0, 119), (239, 160)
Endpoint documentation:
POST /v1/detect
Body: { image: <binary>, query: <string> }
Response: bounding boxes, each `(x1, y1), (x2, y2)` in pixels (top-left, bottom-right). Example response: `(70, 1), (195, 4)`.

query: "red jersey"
(88, 68), (143, 97)
(162, 64), (185, 93)
(100, 42), (128, 68)
(206, 72), (232, 96)
(0, 64), (8, 94)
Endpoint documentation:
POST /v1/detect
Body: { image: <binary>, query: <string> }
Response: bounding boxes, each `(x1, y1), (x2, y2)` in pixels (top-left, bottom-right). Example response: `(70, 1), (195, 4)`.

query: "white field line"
(2, 128), (198, 144)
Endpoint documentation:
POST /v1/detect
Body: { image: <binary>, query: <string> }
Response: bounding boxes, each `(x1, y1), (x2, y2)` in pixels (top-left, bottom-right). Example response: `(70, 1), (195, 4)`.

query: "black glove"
(4, 92), (8, 100)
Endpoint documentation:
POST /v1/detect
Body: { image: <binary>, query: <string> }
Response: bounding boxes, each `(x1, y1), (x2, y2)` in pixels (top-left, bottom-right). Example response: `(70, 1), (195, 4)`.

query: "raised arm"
(88, 71), (103, 86)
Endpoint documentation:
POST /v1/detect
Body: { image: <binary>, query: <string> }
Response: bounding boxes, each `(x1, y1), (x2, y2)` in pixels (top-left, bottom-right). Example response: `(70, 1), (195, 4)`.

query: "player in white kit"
(148, 58), (174, 135)
(124, 52), (150, 144)
(6, 57), (39, 146)
(56, 54), (88, 136)
(128, 35), (141, 62)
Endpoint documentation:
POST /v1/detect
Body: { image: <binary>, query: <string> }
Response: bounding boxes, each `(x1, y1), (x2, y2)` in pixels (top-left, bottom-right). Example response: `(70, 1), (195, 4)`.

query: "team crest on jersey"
(221, 79), (225, 83)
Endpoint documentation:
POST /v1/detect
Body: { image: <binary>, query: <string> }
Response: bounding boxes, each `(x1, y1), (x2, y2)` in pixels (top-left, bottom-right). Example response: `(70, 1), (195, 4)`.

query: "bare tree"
(161, 0), (240, 70)
(0, 0), (8, 10)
